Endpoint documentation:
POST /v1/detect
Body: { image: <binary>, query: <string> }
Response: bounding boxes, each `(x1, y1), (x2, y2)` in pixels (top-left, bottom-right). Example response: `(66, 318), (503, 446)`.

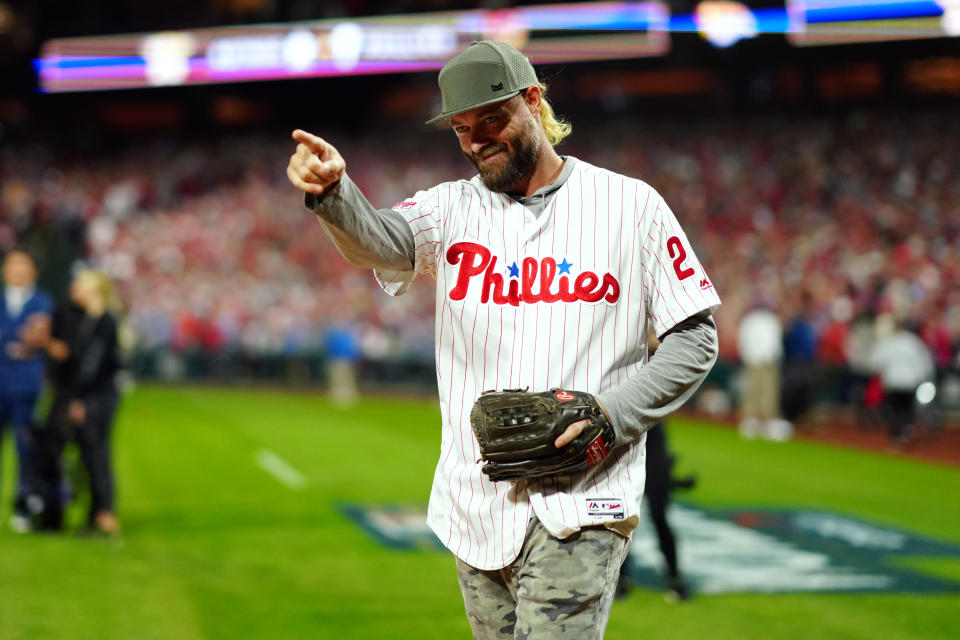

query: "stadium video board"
(787, 0), (960, 45)
(36, 2), (670, 92)
(36, 1), (960, 92)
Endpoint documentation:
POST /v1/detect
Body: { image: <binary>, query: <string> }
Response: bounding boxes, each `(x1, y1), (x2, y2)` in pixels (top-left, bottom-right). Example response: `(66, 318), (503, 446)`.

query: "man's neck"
(511, 146), (564, 197)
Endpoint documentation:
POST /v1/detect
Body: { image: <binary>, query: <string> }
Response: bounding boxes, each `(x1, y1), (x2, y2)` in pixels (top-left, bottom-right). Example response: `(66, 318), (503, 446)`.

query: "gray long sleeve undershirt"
(304, 174), (719, 445)
(597, 311), (718, 443)
(305, 175), (415, 271)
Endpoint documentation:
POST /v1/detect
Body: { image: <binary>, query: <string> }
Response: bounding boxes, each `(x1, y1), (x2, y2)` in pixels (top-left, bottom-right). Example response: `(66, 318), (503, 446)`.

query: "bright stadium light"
(693, 1), (759, 47)
(282, 29), (320, 72)
(141, 32), (194, 86)
(329, 22), (365, 72)
(943, 0), (960, 35)
(916, 381), (937, 405)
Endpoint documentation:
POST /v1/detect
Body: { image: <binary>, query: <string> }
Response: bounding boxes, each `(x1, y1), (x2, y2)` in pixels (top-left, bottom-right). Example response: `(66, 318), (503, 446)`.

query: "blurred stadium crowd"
(2, 105), (959, 401)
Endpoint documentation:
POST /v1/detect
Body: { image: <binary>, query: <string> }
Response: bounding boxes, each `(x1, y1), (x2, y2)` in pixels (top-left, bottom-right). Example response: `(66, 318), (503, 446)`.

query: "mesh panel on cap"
(489, 41), (535, 90)
(507, 48), (531, 87)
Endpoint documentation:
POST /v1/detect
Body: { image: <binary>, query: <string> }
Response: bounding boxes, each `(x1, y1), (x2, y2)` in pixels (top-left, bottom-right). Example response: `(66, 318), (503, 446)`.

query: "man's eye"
(484, 116), (498, 124)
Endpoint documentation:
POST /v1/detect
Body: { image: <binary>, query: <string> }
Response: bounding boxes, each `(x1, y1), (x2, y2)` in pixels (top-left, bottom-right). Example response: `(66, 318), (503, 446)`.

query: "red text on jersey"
(667, 236), (695, 280)
(446, 242), (620, 306)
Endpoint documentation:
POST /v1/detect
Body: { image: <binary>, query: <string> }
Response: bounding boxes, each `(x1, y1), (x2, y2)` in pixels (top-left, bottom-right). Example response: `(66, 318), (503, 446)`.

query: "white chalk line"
(256, 449), (308, 490)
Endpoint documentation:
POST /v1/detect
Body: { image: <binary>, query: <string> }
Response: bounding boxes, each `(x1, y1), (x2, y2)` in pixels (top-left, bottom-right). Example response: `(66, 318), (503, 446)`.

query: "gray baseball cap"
(425, 40), (539, 125)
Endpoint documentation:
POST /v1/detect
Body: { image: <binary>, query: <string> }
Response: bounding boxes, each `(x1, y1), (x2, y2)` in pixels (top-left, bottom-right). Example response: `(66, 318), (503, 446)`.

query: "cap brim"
(424, 90), (522, 125)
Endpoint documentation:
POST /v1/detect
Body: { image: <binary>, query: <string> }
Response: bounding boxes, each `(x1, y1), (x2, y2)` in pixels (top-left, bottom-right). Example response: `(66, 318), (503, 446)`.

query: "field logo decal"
(340, 504), (446, 552)
(342, 502), (960, 594)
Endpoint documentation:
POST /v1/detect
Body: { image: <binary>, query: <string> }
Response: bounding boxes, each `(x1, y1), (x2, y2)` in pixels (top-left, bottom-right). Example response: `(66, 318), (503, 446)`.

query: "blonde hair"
(75, 269), (122, 315)
(75, 269), (136, 352)
(538, 82), (572, 147)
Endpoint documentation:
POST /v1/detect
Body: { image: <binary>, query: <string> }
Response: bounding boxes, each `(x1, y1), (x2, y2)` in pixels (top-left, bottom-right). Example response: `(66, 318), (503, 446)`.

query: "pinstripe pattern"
(375, 157), (720, 570)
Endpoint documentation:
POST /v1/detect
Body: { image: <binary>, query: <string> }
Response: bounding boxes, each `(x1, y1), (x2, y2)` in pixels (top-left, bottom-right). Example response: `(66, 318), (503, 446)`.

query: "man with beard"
(287, 41), (720, 639)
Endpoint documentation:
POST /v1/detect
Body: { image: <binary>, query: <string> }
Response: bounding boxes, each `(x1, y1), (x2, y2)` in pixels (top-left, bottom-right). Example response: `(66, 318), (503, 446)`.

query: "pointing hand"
(286, 129), (346, 196)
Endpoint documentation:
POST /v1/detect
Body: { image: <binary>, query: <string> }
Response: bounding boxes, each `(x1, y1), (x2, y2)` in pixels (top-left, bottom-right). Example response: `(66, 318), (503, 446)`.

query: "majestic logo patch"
(446, 242), (620, 306)
(699, 278), (713, 290)
(393, 200), (418, 210)
(554, 391), (575, 402)
(490, 82), (504, 91)
(586, 498), (624, 519)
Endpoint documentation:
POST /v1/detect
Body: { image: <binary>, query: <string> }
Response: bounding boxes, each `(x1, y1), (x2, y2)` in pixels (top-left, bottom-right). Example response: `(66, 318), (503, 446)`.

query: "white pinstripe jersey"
(376, 157), (721, 570)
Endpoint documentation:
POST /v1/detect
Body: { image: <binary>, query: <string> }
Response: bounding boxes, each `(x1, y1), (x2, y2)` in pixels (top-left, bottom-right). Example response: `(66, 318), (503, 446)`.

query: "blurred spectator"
(845, 311), (881, 427)
(324, 323), (361, 406)
(0, 249), (53, 532)
(869, 315), (935, 445)
(781, 293), (818, 426)
(737, 303), (789, 440)
(615, 422), (693, 602)
(40, 270), (124, 534)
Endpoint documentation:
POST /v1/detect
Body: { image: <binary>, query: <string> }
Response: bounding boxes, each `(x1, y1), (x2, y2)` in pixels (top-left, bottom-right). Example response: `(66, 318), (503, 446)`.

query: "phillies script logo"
(446, 242), (620, 306)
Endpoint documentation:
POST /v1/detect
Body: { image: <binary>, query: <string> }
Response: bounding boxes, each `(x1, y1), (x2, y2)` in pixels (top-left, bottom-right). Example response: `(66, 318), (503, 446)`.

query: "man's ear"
(522, 85), (542, 115)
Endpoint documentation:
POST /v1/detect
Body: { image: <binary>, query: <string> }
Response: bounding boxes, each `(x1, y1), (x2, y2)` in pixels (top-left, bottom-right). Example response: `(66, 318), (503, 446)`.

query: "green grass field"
(2, 385), (959, 640)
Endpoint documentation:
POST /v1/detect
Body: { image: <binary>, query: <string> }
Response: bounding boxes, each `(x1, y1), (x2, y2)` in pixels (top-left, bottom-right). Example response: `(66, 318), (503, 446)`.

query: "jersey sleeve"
(639, 189), (721, 338)
(374, 185), (444, 296)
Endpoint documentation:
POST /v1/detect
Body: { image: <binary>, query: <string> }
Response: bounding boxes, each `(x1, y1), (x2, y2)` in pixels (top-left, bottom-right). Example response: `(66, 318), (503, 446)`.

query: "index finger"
(555, 419), (590, 448)
(292, 129), (326, 155)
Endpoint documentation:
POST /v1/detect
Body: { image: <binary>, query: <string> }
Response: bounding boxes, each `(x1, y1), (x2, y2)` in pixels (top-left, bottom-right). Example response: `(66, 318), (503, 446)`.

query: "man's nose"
(469, 133), (493, 154)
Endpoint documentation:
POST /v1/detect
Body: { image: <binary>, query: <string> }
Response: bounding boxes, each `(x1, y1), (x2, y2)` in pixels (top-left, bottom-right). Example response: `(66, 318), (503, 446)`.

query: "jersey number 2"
(667, 236), (694, 280)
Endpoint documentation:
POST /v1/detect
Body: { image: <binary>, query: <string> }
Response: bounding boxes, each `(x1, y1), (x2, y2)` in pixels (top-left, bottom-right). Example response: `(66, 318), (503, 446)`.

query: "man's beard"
(465, 116), (541, 193)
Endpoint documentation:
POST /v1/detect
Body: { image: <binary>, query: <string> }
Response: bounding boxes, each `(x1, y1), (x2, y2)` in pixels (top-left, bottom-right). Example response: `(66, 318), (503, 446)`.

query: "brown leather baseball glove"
(470, 388), (615, 482)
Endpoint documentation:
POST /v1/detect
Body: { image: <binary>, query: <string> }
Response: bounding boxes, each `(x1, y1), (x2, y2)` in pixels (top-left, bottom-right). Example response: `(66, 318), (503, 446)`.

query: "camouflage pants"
(456, 517), (630, 640)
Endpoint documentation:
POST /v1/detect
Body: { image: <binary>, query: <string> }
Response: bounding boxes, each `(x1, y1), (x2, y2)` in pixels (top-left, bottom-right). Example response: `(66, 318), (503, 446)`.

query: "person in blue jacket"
(0, 249), (54, 532)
